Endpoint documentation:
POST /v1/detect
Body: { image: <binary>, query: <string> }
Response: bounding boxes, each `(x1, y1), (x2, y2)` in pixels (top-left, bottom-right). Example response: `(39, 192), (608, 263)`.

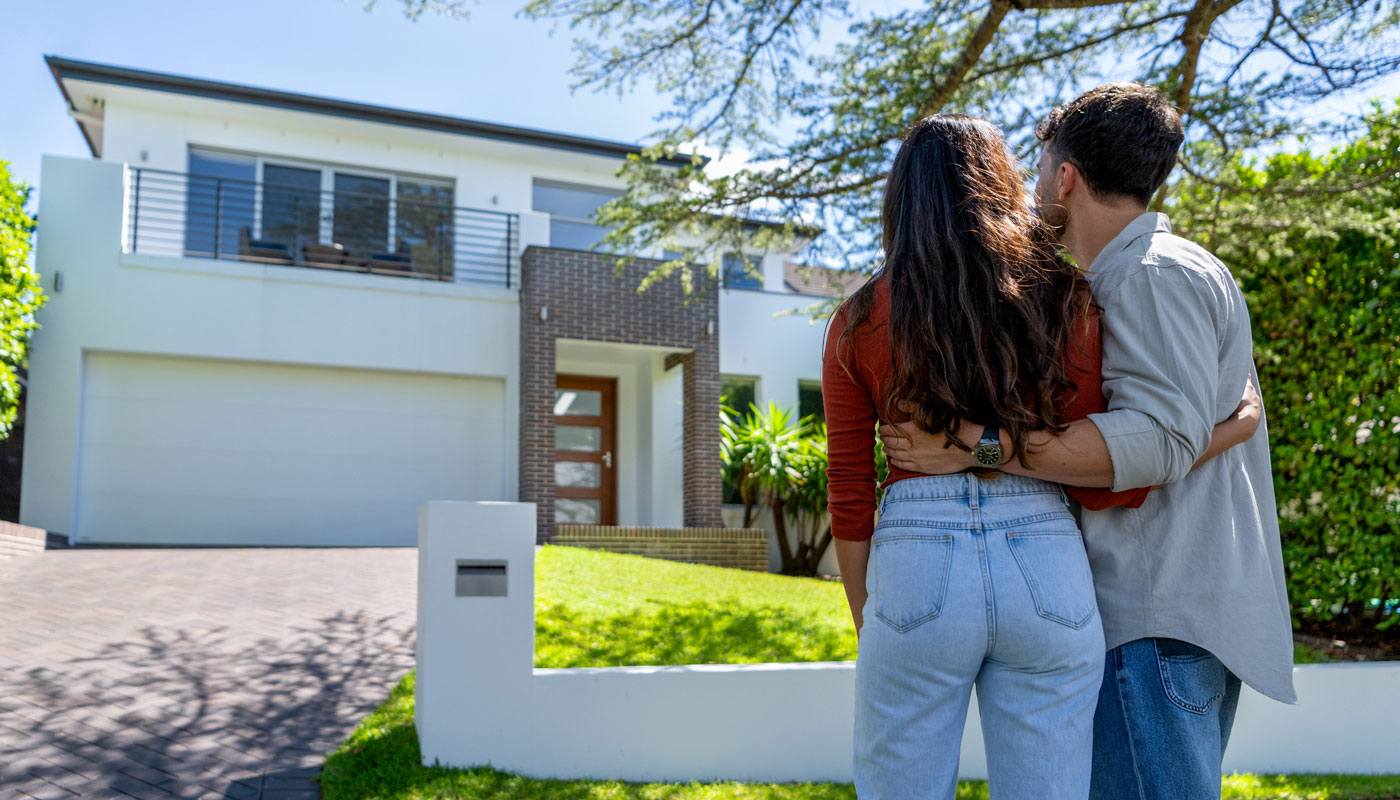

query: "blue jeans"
(1090, 638), (1244, 800)
(854, 473), (1105, 800)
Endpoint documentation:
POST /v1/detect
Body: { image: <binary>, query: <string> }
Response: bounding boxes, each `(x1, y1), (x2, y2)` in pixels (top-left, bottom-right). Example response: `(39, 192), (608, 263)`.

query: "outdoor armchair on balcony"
(236, 227), (293, 265)
(367, 251), (414, 275)
(302, 242), (351, 268)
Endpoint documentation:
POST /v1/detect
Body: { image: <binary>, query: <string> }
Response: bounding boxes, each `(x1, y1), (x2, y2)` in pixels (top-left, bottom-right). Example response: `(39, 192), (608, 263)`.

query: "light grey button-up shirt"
(1081, 212), (1297, 704)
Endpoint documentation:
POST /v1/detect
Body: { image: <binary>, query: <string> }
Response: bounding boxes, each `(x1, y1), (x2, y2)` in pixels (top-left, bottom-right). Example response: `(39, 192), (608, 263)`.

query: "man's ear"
(1057, 161), (1079, 204)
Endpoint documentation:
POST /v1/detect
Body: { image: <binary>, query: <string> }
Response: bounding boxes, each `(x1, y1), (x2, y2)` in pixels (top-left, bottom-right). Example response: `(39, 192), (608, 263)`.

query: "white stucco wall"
(22, 156), (523, 540)
(419, 501), (1400, 782)
(718, 287), (830, 411)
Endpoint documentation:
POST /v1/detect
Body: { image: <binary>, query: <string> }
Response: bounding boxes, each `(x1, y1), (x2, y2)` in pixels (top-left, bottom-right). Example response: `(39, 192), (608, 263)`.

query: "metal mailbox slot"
(455, 560), (508, 597)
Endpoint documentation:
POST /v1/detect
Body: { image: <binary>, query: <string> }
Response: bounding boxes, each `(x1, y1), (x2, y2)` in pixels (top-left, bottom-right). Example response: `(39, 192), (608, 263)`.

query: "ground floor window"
(721, 376), (759, 505)
(798, 380), (824, 423)
(722, 376), (758, 417)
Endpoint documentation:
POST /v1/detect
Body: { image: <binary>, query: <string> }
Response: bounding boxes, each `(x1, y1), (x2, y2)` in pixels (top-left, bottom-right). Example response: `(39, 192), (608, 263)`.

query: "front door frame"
(553, 374), (617, 525)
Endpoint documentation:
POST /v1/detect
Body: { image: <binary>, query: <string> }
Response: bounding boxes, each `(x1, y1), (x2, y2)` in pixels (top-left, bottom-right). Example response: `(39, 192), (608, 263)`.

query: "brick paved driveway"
(0, 547), (418, 799)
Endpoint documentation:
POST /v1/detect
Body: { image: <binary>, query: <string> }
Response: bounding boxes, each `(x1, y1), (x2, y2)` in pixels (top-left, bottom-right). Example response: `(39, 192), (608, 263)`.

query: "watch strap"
(980, 425), (1000, 447)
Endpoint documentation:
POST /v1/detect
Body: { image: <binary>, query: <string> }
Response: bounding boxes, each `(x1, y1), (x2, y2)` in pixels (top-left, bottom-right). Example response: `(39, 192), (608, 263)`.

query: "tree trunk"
(792, 520), (835, 577)
(810, 525), (835, 572)
(772, 498), (795, 574)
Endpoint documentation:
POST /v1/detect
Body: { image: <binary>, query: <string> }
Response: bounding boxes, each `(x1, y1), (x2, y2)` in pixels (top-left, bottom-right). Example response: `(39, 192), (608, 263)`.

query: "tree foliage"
(519, 0), (1400, 281)
(1173, 99), (1400, 632)
(0, 161), (44, 441)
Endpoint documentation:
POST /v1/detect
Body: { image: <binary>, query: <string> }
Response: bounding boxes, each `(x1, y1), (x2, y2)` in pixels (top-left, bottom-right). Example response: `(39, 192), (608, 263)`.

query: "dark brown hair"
(1035, 82), (1184, 206)
(836, 114), (1093, 466)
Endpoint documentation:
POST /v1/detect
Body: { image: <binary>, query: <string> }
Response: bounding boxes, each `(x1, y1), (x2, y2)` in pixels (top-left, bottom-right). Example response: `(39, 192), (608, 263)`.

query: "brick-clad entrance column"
(520, 247), (722, 542)
(672, 351), (724, 528)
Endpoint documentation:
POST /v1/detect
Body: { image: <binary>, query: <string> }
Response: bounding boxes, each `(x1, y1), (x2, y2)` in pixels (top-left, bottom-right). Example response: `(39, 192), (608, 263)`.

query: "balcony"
(124, 167), (519, 288)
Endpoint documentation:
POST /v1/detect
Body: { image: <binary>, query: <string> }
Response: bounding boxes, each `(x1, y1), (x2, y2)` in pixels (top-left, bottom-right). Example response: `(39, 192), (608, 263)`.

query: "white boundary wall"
(416, 501), (1400, 782)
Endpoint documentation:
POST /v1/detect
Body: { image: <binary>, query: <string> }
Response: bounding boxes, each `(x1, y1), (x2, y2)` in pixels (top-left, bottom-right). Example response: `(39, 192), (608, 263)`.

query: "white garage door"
(75, 353), (506, 546)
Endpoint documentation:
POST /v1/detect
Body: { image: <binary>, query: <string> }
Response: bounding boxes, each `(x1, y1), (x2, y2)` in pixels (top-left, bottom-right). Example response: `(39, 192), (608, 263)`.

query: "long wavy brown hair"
(836, 114), (1093, 467)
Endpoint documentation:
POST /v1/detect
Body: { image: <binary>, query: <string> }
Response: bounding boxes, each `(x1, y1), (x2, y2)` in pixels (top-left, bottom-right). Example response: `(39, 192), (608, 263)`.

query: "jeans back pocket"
(1005, 523), (1098, 630)
(871, 525), (955, 633)
(1155, 638), (1227, 714)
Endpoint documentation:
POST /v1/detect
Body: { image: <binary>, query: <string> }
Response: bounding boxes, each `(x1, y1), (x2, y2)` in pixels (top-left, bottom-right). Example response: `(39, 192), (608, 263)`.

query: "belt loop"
(967, 472), (979, 510)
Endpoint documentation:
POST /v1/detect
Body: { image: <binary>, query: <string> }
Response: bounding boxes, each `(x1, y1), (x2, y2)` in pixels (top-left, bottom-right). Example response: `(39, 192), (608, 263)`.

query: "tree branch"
(695, 0), (807, 137)
(598, 0), (719, 78)
(1221, 0), (1281, 86)
(916, 1), (1013, 118)
(970, 10), (1191, 81)
(1171, 0), (1247, 115)
(1015, 0), (1138, 8)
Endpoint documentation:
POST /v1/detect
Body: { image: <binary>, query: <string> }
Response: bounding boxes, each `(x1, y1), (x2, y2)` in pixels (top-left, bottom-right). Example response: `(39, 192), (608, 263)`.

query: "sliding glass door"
(185, 150), (255, 259)
(261, 164), (322, 260)
(395, 179), (454, 277)
(333, 172), (391, 263)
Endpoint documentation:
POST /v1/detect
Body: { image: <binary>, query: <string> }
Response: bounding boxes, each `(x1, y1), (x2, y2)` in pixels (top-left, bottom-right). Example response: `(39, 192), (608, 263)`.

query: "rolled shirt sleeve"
(1087, 264), (1220, 491)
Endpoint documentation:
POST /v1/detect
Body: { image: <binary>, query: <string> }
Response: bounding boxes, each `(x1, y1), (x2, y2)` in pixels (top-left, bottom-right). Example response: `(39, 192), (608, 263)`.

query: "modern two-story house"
(22, 56), (850, 566)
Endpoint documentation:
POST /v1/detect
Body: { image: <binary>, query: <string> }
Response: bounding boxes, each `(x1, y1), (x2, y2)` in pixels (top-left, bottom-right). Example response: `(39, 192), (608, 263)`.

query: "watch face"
(974, 444), (1002, 467)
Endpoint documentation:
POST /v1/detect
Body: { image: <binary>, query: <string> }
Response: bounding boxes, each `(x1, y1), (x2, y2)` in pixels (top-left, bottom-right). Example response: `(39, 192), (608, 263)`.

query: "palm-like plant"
(721, 402), (825, 575)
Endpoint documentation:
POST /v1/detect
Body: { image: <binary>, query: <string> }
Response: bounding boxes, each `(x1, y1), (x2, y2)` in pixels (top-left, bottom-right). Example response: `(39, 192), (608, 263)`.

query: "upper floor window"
(722, 254), (763, 290)
(532, 180), (622, 251)
(798, 380), (824, 423)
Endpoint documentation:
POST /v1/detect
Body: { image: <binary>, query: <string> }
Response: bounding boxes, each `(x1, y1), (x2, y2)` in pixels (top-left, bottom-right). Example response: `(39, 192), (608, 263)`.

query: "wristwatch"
(973, 425), (1004, 467)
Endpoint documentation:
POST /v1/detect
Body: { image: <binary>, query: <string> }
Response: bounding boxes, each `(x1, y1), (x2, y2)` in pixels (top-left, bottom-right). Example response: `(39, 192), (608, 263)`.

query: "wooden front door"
(553, 375), (617, 525)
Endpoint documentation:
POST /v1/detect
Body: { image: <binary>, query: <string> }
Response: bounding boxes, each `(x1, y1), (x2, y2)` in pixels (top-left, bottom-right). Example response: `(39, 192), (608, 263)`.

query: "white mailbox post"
(415, 501), (537, 772)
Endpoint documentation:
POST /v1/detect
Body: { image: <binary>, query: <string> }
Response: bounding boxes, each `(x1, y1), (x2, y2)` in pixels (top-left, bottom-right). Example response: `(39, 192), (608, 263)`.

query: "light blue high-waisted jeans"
(854, 472), (1105, 800)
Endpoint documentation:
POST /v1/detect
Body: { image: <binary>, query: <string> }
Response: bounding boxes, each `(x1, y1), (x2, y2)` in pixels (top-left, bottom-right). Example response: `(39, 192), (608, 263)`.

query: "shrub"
(0, 160), (44, 440)
(1173, 100), (1400, 632)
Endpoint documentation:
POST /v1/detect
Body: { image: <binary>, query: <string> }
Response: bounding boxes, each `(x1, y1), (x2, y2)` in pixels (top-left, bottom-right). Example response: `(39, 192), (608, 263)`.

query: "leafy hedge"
(0, 161), (44, 440)
(1174, 100), (1400, 632)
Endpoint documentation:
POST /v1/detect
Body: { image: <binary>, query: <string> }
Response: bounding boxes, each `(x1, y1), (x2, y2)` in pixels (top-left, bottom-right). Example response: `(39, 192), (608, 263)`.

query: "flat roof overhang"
(45, 55), (704, 167)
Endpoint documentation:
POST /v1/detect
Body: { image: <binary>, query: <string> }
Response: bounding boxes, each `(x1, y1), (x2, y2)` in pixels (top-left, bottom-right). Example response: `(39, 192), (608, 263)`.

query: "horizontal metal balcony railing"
(124, 167), (519, 288)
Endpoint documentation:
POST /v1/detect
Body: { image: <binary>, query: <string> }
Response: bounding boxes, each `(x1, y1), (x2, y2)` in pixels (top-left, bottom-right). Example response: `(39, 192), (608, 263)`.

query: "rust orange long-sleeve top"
(822, 277), (1149, 541)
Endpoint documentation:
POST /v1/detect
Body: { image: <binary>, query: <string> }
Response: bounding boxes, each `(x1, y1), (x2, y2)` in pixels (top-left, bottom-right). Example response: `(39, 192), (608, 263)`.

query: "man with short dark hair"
(879, 83), (1296, 799)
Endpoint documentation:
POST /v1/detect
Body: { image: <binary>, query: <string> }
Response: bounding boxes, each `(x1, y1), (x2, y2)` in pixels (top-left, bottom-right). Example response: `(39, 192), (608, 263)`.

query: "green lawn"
(319, 545), (1399, 800)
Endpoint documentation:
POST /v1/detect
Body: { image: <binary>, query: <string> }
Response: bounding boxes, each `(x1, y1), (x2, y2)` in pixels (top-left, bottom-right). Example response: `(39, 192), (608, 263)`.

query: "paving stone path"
(0, 547), (419, 799)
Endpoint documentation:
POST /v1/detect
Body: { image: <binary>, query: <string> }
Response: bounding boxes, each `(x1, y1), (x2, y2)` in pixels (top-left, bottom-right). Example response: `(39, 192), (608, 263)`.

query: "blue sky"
(2, 0), (681, 194)
(4, 0), (1399, 201)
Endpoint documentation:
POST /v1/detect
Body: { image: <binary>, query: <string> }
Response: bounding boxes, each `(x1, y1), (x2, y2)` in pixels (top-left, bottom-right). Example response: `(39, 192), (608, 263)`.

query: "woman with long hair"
(822, 114), (1255, 799)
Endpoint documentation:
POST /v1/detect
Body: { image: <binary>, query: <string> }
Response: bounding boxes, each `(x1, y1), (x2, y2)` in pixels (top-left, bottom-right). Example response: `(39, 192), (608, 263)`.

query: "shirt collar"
(1087, 212), (1171, 274)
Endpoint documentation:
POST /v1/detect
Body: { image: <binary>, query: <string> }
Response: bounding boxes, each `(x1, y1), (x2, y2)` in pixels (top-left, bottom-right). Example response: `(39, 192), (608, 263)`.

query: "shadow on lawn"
(535, 598), (857, 667)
